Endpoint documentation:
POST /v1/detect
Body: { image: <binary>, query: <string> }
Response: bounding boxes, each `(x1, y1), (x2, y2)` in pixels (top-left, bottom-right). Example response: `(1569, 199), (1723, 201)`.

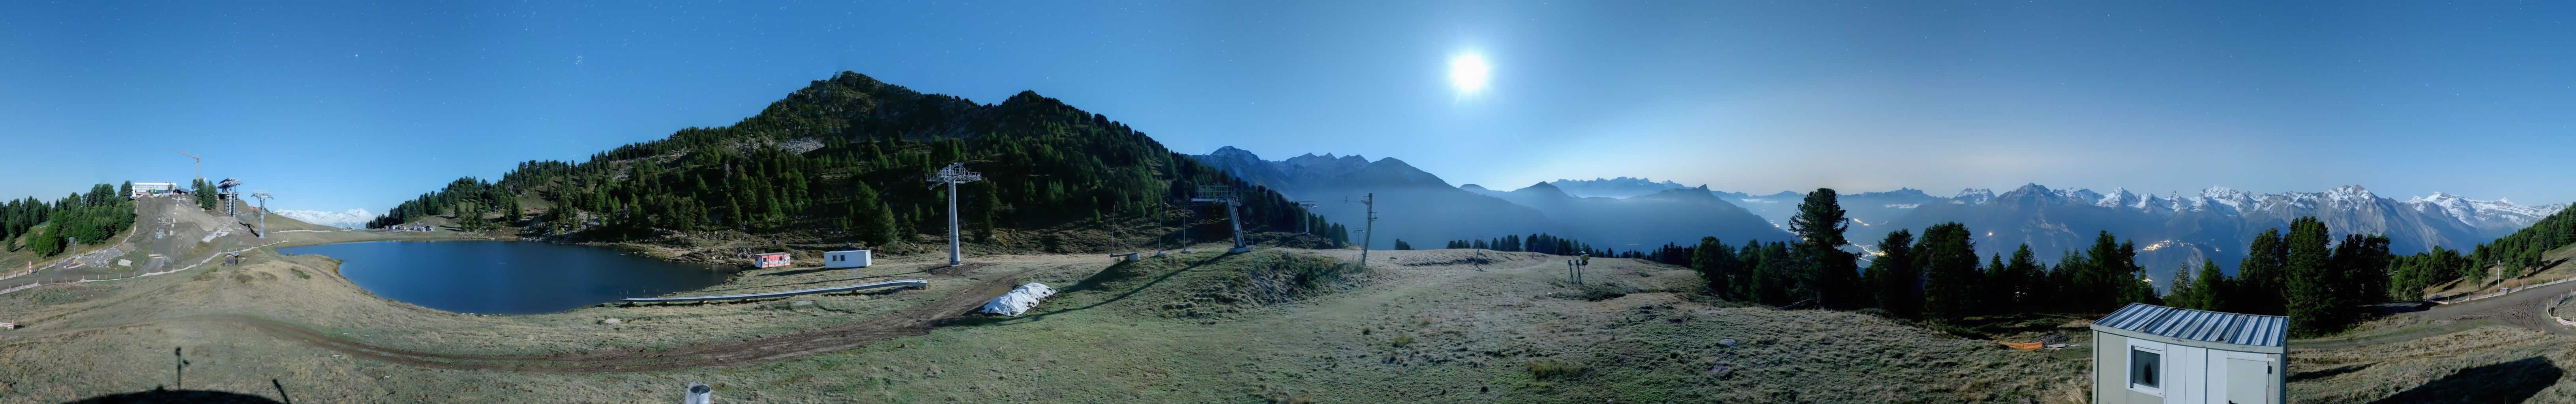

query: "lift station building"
(2090, 303), (2287, 404)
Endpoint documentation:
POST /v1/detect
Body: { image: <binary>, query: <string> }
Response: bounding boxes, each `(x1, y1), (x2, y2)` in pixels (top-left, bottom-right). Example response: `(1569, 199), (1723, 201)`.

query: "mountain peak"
(1208, 146), (1261, 161)
(1952, 188), (1997, 204)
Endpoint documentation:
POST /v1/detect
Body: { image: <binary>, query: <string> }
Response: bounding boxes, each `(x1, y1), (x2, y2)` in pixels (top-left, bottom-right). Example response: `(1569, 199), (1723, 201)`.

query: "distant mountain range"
(276, 209), (375, 228)
(1190, 147), (1790, 250)
(1194, 146), (2568, 288)
(1545, 177), (1693, 198)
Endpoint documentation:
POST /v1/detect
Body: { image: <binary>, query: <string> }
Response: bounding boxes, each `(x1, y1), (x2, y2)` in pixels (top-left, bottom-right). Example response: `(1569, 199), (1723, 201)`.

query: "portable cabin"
(824, 250), (872, 269)
(2090, 303), (2287, 404)
(753, 252), (792, 268)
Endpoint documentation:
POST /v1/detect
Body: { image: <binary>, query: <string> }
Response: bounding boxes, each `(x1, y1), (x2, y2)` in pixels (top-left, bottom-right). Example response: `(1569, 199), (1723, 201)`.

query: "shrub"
(1527, 359), (1586, 380)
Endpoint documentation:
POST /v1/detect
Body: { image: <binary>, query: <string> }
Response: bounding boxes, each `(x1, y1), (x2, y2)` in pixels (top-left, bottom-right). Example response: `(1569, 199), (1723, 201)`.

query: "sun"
(1449, 53), (1490, 94)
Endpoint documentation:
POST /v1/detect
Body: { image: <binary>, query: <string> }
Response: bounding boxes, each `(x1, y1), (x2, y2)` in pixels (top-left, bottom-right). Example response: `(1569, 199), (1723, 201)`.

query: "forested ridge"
(3, 182), (139, 257)
(367, 72), (1346, 251)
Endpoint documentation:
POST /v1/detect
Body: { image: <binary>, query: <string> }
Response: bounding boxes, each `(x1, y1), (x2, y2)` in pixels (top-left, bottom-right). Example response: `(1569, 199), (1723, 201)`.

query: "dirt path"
(4, 269), (1033, 373)
(2297, 277), (2576, 349)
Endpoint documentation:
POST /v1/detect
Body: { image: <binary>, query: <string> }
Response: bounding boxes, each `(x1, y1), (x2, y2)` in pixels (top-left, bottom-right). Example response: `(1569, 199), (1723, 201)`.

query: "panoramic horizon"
(9, 3), (2576, 403)
(6, 2), (2574, 215)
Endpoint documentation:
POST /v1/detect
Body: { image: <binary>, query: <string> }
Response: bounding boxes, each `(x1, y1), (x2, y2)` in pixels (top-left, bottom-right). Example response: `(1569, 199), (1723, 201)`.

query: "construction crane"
(170, 149), (202, 181)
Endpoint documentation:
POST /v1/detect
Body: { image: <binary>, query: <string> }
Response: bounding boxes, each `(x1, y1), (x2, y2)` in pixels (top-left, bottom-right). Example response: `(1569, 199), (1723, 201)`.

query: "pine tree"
(2193, 259), (2229, 311)
(1916, 223), (1979, 321)
(2005, 245), (2045, 309)
(1866, 230), (1920, 318)
(848, 183), (897, 248)
(1789, 188), (1863, 309)
(193, 178), (216, 210)
(1693, 237), (1746, 301)
(2166, 263), (2199, 310)
(2283, 217), (2340, 336)
(2234, 228), (2289, 315)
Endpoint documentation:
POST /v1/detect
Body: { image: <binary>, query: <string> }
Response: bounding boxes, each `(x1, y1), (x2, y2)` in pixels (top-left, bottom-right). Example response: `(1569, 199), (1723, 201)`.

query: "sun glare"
(1449, 53), (1490, 94)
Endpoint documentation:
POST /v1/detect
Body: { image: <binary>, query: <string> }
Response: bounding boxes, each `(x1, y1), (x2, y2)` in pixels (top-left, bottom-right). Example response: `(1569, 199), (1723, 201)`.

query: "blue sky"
(4, 1), (2573, 214)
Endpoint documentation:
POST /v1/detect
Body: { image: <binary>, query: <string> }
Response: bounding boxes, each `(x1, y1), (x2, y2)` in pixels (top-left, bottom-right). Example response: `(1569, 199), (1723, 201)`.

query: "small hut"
(824, 250), (871, 269)
(2090, 303), (2286, 404)
(753, 252), (792, 268)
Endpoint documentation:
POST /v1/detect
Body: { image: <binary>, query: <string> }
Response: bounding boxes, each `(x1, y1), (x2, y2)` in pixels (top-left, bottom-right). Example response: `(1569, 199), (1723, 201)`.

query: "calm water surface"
(280, 241), (731, 314)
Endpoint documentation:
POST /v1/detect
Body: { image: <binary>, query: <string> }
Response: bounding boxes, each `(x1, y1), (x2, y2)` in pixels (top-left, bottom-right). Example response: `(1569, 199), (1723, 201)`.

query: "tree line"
(1441, 187), (2458, 337)
(1442, 233), (1607, 256)
(368, 72), (1346, 251)
(4, 182), (139, 257)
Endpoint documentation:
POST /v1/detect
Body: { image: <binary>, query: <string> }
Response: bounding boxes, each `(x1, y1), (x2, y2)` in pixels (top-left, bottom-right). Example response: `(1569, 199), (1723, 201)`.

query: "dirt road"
(2297, 277), (2576, 349)
(4, 269), (1032, 373)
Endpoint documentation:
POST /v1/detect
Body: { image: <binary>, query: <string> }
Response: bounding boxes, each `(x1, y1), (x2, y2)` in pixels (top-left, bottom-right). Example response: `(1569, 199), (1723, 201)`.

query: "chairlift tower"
(214, 178), (243, 217)
(251, 191), (272, 238)
(1191, 185), (1252, 253)
(924, 163), (983, 266)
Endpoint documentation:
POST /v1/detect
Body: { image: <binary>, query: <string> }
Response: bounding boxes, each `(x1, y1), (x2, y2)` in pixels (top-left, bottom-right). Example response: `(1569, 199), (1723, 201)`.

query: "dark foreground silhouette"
(2368, 356), (2561, 404)
(62, 388), (285, 404)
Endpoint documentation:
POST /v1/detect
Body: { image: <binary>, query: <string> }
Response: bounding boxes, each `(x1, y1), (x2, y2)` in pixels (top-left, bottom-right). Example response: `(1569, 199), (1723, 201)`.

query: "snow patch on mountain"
(276, 209), (375, 228)
(1952, 189), (1995, 204)
(2407, 191), (2569, 231)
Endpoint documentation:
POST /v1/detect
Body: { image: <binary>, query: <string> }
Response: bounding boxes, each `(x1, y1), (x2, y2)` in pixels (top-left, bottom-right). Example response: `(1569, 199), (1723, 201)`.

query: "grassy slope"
(2289, 243), (2576, 404)
(2418, 243), (2576, 299)
(0, 243), (2091, 402)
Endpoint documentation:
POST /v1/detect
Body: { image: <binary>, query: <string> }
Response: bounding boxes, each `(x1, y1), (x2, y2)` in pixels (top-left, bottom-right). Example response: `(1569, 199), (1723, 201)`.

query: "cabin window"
(2130, 348), (2161, 389)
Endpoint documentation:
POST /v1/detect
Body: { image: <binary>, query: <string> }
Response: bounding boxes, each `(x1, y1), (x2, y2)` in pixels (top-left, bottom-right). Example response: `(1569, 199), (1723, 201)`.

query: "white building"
(130, 182), (178, 199)
(2091, 303), (2287, 404)
(824, 250), (871, 269)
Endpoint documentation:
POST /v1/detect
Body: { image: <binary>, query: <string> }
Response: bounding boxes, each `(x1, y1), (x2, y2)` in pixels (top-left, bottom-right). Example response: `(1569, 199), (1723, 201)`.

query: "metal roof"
(2090, 303), (2286, 348)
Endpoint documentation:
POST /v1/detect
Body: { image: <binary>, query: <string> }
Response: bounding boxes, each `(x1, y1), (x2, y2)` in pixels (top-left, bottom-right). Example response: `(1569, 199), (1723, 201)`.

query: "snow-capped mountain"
(275, 209), (375, 228)
(1708, 183), (2565, 291)
(2407, 192), (2566, 234)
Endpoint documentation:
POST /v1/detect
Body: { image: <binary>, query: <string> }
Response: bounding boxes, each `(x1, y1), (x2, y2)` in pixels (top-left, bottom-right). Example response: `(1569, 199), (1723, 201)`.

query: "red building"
(754, 252), (792, 268)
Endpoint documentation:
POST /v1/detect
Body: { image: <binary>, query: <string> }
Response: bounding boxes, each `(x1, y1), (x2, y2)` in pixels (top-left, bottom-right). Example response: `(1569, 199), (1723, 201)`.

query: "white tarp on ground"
(978, 282), (1058, 316)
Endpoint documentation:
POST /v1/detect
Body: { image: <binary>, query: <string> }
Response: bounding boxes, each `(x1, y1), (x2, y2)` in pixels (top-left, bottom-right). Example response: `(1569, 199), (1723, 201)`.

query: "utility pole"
(1296, 195), (1376, 267)
(1358, 193), (1374, 267)
(924, 163), (982, 267)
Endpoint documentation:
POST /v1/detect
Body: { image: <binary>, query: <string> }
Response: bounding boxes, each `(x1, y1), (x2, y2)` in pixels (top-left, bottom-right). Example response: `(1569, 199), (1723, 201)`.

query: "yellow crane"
(170, 148), (201, 181)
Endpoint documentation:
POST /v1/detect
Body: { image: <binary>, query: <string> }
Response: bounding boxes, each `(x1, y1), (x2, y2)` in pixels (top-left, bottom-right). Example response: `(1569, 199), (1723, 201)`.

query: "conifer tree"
(1789, 188), (1863, 309)
(2234, 229), (2289, 315)
(2193, 259), (2229, 311)
(847, 183), (898, 248)
(2166, 263), (2199, 310)
(1916, 223), (1979, 321)
(1865, 230), (1920, 318)
(2004, 245), (2044, 310)
(1693, 237), (1746, 301)
(2283, 217), (2339, 336)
